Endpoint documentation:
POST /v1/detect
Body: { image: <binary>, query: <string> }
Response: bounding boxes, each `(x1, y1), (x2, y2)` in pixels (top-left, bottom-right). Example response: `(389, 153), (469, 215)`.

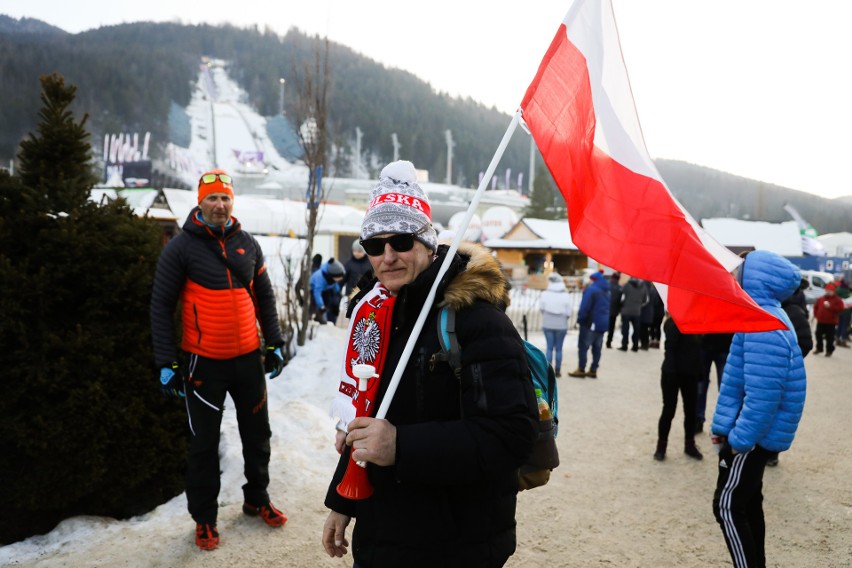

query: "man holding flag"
(322, 161), (538, 567)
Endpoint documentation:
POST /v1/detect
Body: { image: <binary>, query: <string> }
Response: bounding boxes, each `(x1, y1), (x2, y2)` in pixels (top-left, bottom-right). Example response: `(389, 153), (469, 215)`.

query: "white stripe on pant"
(713, 445), (771, 568)
(718, 451), (749, 567)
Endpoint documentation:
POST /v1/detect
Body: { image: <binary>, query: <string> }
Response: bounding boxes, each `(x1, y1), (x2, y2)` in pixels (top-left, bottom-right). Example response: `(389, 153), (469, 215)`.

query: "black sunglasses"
(360, 233), (417, 256)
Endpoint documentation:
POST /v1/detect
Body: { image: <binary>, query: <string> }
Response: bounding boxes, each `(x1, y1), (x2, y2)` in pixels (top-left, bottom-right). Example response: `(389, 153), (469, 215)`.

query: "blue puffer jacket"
(577, 274), (610, 332)
(711, 250), (807, 453)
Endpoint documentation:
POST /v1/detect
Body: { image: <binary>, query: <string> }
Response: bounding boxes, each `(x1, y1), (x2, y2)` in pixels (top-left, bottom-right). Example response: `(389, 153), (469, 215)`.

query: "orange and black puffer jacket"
(150, 207), (284, 367)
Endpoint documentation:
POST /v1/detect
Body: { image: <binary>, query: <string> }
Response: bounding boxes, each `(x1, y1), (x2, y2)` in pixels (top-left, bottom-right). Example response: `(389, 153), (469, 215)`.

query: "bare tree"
(292, 36), (332, 346)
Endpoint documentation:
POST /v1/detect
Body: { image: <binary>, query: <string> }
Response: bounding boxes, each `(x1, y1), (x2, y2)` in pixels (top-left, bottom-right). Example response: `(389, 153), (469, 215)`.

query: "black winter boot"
(684, 439), (703, 460)
(653, 439), (667, 461)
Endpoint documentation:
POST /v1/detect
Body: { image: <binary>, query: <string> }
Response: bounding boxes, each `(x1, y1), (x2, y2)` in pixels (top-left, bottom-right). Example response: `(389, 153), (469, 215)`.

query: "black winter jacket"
(325, 243), (538, 568)
(782, 290), (813, 357)
(661, 317), (702, 379)
(150, 208), (283, 367)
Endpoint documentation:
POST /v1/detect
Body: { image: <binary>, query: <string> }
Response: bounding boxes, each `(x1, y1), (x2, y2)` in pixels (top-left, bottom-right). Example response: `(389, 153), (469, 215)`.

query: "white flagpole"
(374, 111), (521, 420)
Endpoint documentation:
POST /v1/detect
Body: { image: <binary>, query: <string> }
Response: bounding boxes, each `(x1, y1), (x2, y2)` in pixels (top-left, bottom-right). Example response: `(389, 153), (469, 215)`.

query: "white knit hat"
(361, 160), (438, 252)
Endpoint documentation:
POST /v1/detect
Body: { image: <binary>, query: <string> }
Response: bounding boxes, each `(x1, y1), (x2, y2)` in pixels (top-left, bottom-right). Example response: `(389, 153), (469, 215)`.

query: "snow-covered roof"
(484, 218), (577, 250)
(700, 218), (802, 256)
(90, 188), (176, 220)
(817, 232), (852, 256)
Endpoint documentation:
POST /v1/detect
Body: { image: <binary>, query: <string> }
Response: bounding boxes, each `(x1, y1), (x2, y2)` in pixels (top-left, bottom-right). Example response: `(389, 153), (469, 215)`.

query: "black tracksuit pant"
(713, 444), (773, 568)
(184, 351), (272, 524)
(815, 322), (836, 354)
(657, 371), (697, 444)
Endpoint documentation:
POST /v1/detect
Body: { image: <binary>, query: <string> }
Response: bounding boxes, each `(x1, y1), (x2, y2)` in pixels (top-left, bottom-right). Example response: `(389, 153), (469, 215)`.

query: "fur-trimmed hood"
(438, 242), (510, 312)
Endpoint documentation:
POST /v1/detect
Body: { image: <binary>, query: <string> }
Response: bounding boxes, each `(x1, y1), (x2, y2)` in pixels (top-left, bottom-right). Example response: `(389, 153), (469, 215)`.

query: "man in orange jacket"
(813, 282), (845, 357)
(150, 170), (288, 550)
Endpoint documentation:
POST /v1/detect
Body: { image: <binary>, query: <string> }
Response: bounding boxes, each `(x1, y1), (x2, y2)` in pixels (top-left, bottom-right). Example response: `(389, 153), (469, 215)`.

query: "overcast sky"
(5, 0), (852, 200)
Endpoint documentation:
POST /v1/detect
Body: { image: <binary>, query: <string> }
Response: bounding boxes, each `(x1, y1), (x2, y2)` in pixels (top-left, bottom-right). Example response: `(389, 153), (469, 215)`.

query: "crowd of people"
(535, 255), (852, 567)
(149, 164), (849, 567)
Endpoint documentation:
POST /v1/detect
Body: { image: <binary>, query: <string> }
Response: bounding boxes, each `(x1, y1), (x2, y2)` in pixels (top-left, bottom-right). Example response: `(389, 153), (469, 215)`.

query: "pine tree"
(525, 164), (564, 220)
(0, 74), (187, 545)
(16, 74), (100, 214)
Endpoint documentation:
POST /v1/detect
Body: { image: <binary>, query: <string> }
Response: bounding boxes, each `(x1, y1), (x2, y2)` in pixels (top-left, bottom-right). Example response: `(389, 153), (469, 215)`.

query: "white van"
(800, 270), (836, 304)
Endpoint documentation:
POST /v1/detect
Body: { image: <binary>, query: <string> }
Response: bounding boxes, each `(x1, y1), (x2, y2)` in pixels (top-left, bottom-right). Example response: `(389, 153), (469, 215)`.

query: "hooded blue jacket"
(577, 273), (611, 332)
(711, 250), (807, 453)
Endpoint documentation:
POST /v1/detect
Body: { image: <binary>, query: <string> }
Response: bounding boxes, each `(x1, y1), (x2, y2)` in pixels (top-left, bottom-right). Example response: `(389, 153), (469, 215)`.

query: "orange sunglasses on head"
(200, 173), (233, 185)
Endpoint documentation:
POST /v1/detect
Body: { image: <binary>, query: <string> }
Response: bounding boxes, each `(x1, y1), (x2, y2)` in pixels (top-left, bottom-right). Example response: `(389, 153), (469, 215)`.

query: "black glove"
(264, 345), (286, 379)
(159, 362), (185, 398)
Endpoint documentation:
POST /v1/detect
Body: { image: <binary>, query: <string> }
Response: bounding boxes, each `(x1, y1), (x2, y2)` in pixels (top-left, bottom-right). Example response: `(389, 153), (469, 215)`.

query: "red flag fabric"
(520, 0), (784, 333)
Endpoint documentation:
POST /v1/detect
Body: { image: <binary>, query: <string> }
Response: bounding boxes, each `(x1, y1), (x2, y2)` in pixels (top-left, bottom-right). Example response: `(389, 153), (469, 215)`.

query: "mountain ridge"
(1, 15), (850, 234)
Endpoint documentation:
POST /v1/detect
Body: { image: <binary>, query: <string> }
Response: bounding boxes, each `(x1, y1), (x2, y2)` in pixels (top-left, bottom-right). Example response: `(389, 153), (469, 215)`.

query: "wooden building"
(483, 218), (588, 288)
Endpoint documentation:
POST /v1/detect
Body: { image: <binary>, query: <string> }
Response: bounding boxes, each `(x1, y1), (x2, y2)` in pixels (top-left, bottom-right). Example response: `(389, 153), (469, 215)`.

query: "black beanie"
(326, 258), (345, 277)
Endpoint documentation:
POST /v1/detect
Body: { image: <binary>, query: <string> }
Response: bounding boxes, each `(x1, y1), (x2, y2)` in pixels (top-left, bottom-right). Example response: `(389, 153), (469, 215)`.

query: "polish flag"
(519, 0), (784, 333)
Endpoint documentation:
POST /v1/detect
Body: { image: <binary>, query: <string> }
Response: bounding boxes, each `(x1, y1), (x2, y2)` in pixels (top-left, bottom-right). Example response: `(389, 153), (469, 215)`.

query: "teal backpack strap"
(437, 306), (462, 379)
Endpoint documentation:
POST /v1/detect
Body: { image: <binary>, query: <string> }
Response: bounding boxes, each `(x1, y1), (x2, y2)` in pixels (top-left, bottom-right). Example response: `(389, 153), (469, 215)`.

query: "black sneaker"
(684, 445), (703, 460)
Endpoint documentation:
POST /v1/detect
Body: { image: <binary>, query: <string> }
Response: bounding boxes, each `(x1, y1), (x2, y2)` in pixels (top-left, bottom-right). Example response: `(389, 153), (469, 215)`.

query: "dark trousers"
(639, 323), (651, 349)
(815, 322), (836, 354)
(696, 349), (728, 426)
(184, 351), (272, 524)
(606, 312), (619, 346)
(837, 310), (851, 341)
(649, 319), (663, 343)
(577, 325), (604, 371)
(713, 444), (772, 568)
(657, 371), (697, 443)
(620, 314), (640, 349)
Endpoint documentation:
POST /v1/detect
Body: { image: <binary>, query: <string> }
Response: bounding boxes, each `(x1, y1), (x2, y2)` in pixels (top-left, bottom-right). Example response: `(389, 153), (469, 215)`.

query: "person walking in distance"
(540, 273), (574, 377)
(343, 241), (372, 297)
(711, 250), (806, 568)
(568, 271), (610, 379)
(605, 272), (622, 349)
(647, 284), (665, 349)
(654, 314), (703, 461)
(150, 169), (288, 551)
(322, 161), (538, 567)
(618, 276), (648, 352)
(813, 282), (844, 356)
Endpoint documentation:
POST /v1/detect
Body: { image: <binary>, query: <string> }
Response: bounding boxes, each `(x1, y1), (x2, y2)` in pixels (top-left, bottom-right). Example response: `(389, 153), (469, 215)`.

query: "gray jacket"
(620, 279), (649, 317)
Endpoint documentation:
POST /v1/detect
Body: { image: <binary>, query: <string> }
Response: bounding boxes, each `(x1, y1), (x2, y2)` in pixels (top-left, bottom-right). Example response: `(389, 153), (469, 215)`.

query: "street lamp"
(279, 78), (286, 115)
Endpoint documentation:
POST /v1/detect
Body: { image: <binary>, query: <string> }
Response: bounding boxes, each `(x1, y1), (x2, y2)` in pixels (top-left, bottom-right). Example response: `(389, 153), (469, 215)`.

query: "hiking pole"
(374, 111), (521, 421)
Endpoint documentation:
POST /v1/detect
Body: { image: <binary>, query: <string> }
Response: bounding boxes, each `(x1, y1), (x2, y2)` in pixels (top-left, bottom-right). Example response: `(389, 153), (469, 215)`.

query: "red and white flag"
(519, 0), (784, 333)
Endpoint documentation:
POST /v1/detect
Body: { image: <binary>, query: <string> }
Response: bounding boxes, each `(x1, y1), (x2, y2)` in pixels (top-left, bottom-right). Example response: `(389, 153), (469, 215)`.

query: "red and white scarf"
(329, 282), (396, 430)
